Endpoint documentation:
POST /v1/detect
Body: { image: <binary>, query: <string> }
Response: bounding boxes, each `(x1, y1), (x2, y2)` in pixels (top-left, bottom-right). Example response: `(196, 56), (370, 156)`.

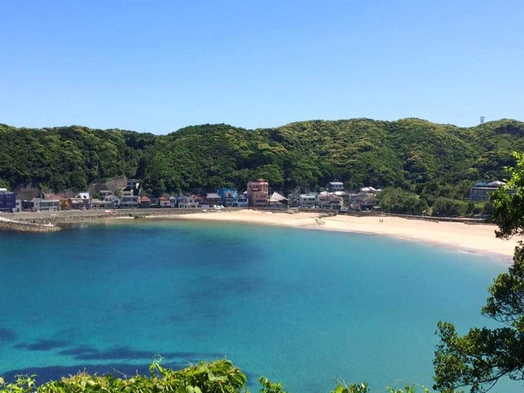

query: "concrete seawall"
(0, 217), (61, 233)
(5, 208), (243, 226)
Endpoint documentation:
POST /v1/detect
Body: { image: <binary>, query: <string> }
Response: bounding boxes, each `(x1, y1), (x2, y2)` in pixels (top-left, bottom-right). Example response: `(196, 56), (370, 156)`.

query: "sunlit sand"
(163, 210), (520, 259)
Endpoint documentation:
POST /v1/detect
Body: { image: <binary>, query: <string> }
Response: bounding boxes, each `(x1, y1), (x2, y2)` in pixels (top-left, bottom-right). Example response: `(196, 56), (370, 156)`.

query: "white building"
(299, 194), (317, 208)
(327, 182), (344, 192)
(120, 190), (139, 209)
(232, 197), (249, 207)
(32, 198), (60, 212)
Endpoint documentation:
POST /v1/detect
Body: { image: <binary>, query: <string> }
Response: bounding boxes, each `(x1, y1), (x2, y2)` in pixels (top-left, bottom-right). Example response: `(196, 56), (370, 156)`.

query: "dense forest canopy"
(0, 118), (523, 199)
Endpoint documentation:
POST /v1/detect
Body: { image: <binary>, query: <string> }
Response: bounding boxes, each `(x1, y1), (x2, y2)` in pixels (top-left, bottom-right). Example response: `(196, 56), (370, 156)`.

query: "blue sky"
(1, 0), (522, 134)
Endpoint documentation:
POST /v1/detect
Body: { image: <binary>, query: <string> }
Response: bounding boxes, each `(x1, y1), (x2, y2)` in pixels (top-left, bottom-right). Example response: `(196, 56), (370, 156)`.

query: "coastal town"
(0, 179), (381, 213)
(0, 179), (506, 215)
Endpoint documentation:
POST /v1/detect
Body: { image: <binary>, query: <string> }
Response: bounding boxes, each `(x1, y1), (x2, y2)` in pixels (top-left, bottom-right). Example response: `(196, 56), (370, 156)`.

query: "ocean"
(0, 220), (518, 392)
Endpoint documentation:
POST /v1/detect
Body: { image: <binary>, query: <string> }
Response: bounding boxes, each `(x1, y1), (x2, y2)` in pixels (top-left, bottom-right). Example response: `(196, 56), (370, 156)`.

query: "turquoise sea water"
(0, 220), (519, 392)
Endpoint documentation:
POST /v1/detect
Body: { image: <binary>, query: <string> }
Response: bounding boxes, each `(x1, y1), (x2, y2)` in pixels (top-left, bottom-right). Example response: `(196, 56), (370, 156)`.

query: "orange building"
(246, 179), (269, 207)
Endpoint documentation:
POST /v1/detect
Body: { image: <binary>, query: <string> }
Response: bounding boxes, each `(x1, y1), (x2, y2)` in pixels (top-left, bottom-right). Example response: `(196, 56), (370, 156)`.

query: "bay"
(0, 221), (518, 392)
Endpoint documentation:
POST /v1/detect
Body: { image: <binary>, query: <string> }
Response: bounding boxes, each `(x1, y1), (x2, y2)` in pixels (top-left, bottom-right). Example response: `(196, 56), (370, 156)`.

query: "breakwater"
(8, 208), (241, 225)
(0, 216), (61, 233)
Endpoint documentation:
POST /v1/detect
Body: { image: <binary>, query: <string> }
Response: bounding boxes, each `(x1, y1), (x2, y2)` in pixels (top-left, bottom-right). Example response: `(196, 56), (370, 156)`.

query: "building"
(177, 196), (198, 209)
(318, 192), (343, 209)
(139, 196), (151, 209)
(0, 188), (16, 213)
(246, 179), (269, 207)
(91, 198), (113, 209)
(327, 182), (344, 192)
(104, 195), (120, 208)
(351, 194), (379, 210)
(31, 198), (60, 212)
(99, 190), (112, 198)
(158, 197), (171, 208)
(217, 188), (238, 206)
(359, 186), (378, 196)
(232, 196), (249, 207)
(103, 195), (120, 208)
(206, 193), (222, 206)
(70, 192), (91, 210)
(299, 194), (317, 208)
(468, 181), (510, 201)
(120, 190), (139, 209)
(269, 192), (287, 208)
(126, 179), (141, 195)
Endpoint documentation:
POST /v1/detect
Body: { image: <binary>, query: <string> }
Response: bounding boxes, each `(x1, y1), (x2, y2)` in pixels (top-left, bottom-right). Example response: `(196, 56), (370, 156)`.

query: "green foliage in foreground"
(433, 152), (524, 393)
(0, 359), (432, 393)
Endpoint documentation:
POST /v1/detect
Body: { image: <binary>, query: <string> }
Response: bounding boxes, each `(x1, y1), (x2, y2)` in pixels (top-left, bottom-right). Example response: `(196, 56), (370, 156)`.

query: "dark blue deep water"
(0, 220), (519, 392)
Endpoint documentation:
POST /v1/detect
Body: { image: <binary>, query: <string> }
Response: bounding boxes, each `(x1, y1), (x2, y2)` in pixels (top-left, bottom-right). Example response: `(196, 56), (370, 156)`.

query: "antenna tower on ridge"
(480, 116), (485, 124)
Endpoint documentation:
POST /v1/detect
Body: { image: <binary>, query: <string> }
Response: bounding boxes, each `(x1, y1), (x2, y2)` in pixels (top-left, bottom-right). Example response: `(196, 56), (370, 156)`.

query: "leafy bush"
(1, 360), (434, 393)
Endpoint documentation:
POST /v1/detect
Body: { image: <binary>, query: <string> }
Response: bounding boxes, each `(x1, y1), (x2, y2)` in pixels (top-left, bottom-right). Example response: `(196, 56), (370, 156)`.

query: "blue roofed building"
(0, 188), (16, 213)
(217, 188), (238, 206)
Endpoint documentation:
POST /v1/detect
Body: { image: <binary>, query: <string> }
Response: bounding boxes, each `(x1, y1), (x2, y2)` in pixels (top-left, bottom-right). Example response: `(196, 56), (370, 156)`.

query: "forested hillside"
(0, 118), (522, 200)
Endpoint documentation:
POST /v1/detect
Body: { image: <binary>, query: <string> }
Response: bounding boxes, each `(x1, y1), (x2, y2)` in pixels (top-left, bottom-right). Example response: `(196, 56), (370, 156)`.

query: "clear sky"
(1, 0), (522, 134)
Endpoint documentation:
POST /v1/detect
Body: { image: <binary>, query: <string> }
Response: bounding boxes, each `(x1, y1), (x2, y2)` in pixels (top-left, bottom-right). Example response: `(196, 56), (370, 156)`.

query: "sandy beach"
(167, 210), (521, 259)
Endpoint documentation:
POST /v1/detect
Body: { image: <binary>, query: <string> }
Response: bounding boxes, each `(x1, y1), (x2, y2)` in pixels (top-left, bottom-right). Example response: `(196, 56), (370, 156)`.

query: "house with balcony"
(247, 179), (269, 207)
(120, 190), (139, 209)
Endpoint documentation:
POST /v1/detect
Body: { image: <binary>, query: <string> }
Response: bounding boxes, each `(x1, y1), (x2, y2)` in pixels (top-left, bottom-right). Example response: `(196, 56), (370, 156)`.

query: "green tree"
(430, 197), (467, 217)
(378, 187), (428, 215)
(433, 152), (524, 393)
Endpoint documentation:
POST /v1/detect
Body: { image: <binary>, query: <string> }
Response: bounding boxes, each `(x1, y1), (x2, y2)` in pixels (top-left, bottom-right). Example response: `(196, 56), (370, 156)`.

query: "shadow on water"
(14, 339), (68, 351)
(0, 328), (17, 342)
(2, 342), (236, 386)
(10, 338), (224, 363)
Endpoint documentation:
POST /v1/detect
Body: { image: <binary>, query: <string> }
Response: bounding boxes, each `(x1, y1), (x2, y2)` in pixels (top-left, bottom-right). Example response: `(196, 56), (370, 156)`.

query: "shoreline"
(155, 210), (519, 260)
(2, 209), (520, 260)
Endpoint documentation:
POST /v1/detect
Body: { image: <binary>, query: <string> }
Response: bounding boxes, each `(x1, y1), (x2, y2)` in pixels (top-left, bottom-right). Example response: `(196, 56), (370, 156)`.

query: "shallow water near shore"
(0, 221), (520, 392)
